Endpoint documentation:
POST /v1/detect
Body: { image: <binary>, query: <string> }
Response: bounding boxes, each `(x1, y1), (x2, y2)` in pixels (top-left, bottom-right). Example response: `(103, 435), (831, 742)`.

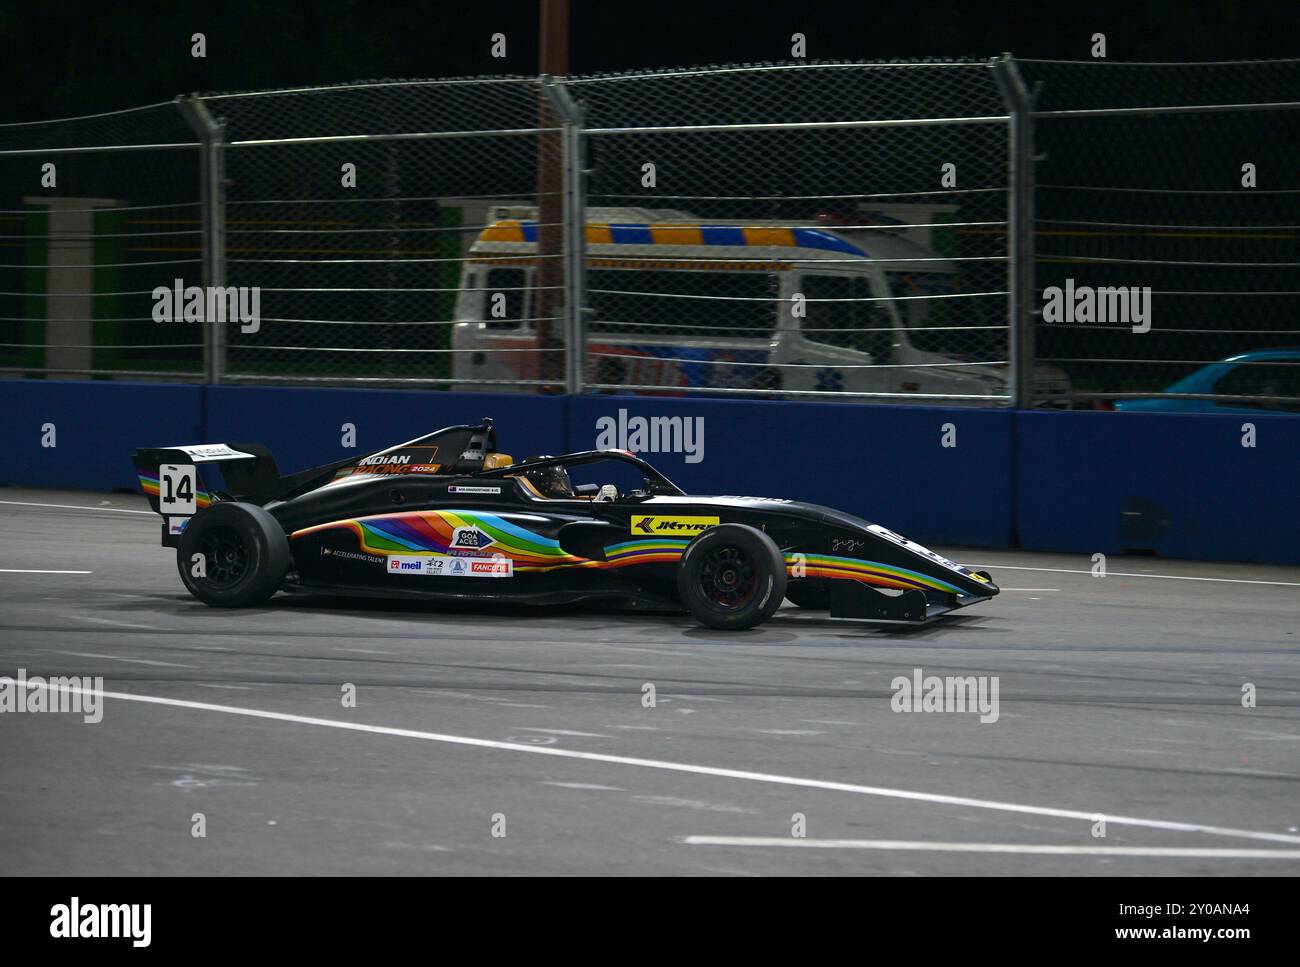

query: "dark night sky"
(1, 0), (1298, 122)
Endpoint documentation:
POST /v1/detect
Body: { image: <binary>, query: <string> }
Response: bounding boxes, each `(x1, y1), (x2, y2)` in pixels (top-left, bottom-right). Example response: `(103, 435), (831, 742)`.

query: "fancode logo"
(631, 515), (719, 535)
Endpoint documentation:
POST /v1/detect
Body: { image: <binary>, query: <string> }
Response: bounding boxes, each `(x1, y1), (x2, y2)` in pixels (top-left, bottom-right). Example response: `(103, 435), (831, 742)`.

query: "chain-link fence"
(0, 102), (203, 380)
(200, 77), (568, 388)
(1022, 58), (1300, 410)
(3, 58), (1297, 409)
(566, 62), (1014, 402)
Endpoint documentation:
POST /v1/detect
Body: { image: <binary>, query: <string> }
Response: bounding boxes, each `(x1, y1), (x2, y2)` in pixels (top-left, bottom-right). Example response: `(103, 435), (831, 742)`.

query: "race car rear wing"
(131, 443), (283, 547)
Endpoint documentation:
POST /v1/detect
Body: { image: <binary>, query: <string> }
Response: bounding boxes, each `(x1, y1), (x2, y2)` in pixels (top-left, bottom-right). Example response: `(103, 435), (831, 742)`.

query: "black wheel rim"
(197, 526), (250, 587)
(698, 545), (757, 610)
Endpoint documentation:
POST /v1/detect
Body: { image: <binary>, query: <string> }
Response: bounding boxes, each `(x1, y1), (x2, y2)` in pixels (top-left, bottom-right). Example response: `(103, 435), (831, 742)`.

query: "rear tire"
(177, 502), (289, 607)
(676, 524), (787, 630)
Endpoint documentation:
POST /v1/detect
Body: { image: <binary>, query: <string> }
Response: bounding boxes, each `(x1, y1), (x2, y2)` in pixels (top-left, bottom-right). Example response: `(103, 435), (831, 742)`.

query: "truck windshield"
(886, 270), (1003, 359)
(799, 274), (891, 358)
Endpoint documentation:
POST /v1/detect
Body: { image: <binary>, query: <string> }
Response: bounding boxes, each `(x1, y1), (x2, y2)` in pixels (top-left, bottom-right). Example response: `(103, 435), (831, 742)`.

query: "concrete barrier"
(566, 395), (1014, 548)
(0, 380), (203, 490)
(6, 380), (1296, 564)
(1014, 410), (1300, 565)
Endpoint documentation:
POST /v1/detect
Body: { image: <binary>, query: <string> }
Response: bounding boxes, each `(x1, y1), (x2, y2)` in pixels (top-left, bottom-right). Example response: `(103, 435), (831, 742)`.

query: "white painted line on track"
(0, 569), (92, 574)
(13, 677), (1300, 847)
(0, 499), (153, 516)
(974, 563), (1300, 588)
(55, 650), (193, 668)
(544, 782), (624, 791)
(682, 837), (1300, 858)
(70, 616), (156, 630)
(518, 727), (613, 738)
(998, 588), (1059, 592)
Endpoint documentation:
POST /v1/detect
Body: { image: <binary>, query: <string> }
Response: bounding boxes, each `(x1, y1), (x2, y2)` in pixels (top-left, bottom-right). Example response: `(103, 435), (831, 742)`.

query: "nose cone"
(967, 569), (999, 595)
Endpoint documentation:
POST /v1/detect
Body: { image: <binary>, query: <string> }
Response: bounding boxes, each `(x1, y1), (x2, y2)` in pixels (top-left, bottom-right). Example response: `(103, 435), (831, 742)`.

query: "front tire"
(177, 502), (290, 607)
(676, 523), (787, 630)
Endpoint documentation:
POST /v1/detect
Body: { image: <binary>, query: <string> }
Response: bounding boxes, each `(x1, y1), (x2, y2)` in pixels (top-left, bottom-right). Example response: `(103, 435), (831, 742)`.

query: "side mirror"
(573, 483), (600, 497)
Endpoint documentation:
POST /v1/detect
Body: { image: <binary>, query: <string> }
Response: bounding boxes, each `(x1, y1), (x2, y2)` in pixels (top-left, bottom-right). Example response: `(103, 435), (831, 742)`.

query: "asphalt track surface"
(1, 488), (1298, 877)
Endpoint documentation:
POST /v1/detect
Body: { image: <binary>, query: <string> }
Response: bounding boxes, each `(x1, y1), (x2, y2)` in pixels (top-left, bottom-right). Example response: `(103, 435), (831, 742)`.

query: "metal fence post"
(176, 95), (227, 384)
(546, 79), (586, 395)
(993, 55), (1037, 409)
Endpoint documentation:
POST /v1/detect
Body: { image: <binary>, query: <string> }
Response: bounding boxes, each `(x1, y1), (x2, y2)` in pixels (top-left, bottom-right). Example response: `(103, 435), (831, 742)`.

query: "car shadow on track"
(108, 590), (1002, 646)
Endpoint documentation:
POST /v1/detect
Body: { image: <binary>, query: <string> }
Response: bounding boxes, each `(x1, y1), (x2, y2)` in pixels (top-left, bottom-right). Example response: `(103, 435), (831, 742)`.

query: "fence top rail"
(227, 126), (559, 149)
(7, 57), (1294, 131)
(0, 141), (200, 157)
(0, 200), (201, 215)
(587, 114), (1009, 136)
(565, 59), (1000, 85)
(1035, 99), (1300, 119)
(1016, 56), (1300, 66)
(197, 75), (539, 101)
(0, 99), (178, 128)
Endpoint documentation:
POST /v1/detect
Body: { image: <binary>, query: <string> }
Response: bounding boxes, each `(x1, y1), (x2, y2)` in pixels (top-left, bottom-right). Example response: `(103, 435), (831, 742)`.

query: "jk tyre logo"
(632, 515), (719, 535)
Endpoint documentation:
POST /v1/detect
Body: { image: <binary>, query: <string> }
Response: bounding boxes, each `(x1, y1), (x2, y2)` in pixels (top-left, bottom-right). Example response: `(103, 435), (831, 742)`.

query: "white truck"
(451, 206), (1069, 404)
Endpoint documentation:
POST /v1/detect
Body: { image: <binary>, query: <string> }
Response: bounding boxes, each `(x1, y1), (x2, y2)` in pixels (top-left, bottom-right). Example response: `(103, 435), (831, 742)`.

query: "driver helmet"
(520, 456), (573, 498)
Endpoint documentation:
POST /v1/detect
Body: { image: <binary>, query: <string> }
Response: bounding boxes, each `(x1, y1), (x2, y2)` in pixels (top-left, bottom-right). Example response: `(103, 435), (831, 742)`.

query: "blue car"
(1114, 349), (1300, 414)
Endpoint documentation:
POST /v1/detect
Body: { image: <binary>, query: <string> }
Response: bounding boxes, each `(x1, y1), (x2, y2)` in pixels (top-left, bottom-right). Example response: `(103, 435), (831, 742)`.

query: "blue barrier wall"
(566, 395), (1015, 548)
(0, 380), (204, 491)
(4, 380), (1297, 564)
(1015, 410), (1300, 565)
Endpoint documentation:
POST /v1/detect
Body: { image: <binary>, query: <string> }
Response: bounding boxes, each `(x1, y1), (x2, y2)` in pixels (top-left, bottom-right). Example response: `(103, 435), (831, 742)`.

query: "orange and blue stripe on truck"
(479, 220), (869, 258)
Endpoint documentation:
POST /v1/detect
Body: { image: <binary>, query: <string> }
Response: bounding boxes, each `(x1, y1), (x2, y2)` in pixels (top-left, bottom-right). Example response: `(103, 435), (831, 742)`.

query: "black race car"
(133, 419), (998, 630)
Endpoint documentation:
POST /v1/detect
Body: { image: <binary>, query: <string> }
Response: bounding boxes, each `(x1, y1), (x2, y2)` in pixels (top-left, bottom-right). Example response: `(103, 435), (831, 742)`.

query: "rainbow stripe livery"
(788, 553), (967, 595)
(292, 512), (692, 574)
(292, 509), (965, 592)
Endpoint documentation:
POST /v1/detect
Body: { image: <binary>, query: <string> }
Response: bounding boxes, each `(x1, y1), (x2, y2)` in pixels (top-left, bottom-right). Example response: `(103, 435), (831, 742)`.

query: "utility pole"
(535, 0), (569, 390)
